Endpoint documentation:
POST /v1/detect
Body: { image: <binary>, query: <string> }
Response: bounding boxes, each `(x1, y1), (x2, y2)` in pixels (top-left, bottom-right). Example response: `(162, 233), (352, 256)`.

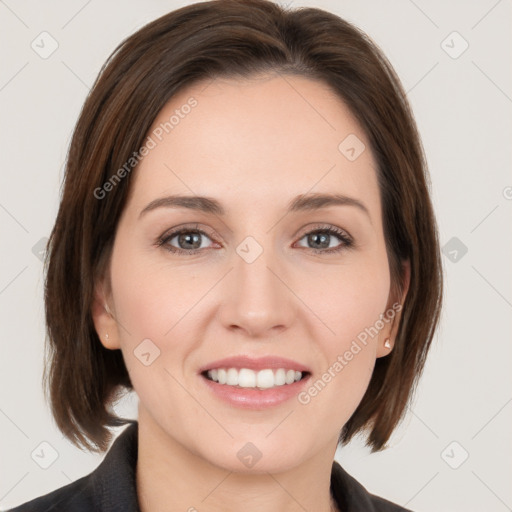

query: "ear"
(91, 276), (121, 350)
(376, 259), (410, 358)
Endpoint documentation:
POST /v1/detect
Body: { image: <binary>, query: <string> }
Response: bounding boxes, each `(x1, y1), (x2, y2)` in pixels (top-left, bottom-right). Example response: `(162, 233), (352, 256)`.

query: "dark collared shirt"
(8, 421), (412, 511)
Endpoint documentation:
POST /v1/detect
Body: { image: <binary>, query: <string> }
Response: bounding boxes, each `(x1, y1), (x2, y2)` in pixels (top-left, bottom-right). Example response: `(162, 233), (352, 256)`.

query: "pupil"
(180, 232), (201, 249)
(310, 232), (329, 249)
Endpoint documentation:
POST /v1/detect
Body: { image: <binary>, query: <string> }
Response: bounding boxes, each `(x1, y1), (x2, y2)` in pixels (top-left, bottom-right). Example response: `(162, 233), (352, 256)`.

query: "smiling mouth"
(202, 368), (310, 390)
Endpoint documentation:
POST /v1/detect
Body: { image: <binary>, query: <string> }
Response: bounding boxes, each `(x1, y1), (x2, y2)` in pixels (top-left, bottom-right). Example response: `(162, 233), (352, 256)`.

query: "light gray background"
(1, 1), (511, 511)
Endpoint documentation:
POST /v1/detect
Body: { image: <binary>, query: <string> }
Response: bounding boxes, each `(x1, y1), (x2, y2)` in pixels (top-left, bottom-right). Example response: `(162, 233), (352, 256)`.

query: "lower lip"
(200, 374), (310, 409)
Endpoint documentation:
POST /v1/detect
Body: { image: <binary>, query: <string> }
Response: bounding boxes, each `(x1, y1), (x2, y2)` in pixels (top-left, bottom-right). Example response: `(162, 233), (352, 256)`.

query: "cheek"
(298, 295), (386, 430)
(108, 245), (202, 405)
(305, 252), (390, 395)
(307, 251), (391, 347)
(110, 239), (205, 341)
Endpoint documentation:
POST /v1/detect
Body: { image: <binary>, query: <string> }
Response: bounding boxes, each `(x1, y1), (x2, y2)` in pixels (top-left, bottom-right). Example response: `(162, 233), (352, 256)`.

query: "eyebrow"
(139, 192), (371, 219)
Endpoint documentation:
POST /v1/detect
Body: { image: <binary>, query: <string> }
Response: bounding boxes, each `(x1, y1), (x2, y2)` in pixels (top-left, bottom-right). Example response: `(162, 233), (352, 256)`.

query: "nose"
(217, 241), (296, 338)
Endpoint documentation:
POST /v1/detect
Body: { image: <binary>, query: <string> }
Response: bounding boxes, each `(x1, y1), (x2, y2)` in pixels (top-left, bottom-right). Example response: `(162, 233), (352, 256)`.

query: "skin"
(92, 73), (409, 512)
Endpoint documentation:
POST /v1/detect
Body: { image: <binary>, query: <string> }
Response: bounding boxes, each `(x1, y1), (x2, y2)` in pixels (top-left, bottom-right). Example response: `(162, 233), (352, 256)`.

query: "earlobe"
(376, 335), (394, 358)
(91, 284), (121, 350)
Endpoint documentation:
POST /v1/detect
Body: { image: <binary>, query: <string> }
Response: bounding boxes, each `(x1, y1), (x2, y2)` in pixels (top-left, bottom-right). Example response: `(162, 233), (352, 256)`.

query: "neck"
(135, 410), (340, 512)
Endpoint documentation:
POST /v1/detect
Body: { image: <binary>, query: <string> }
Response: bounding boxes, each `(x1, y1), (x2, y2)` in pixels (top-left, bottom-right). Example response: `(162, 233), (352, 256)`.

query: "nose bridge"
(221, 233), (294, 335)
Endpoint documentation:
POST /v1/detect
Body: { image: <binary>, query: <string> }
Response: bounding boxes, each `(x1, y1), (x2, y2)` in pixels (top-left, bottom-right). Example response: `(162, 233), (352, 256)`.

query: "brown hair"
(43, 0), (443, 453)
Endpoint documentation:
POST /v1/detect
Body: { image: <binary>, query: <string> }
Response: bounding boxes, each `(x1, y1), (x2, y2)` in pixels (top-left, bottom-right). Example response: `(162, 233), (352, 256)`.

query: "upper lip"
(199, 356), (311, 374)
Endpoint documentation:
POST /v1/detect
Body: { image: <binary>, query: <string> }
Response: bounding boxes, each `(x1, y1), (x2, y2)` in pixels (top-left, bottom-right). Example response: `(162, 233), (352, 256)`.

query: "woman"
(9, 0), (442, 510)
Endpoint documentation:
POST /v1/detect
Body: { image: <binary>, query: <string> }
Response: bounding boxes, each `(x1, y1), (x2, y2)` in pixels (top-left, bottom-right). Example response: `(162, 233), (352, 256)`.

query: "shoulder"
(6, 421), (140, 512)
(6, 475), (94, 511)
(331, 461), (414, 512)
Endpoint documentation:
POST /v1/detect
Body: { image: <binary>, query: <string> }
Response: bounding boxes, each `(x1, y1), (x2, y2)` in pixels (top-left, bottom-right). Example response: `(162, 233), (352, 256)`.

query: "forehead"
(127, 73), (380, 217)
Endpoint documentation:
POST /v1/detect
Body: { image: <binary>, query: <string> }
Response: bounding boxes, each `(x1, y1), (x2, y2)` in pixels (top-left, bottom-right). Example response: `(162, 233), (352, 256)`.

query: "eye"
(156, 223), (353, 256)
(294, 225), (353, 254)
(157, 224), (218, 255)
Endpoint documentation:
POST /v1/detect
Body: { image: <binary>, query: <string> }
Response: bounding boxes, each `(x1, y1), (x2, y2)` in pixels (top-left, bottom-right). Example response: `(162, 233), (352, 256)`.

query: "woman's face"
(94, 73), (405, 473)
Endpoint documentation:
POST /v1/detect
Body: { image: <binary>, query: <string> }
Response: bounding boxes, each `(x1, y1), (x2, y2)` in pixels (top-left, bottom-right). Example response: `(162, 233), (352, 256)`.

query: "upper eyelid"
(160, 223), (352, 245)
(161, 224), (217, 241)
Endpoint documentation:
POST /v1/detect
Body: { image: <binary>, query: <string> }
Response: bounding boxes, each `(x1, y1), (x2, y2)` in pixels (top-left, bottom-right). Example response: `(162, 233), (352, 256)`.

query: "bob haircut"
(43, 0), (443, 453)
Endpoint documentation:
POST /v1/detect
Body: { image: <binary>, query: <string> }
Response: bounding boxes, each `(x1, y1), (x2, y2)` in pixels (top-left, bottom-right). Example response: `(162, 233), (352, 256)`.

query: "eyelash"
(156, 223), (354, 256)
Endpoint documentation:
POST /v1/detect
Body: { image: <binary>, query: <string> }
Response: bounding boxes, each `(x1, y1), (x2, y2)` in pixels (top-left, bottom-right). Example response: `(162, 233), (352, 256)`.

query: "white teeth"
(226, 368), (238, 386)
(206, 368), (304, 389)
(217, 368), (227, 384)
(238, 368), (256, 387)
(274, 368), (286, 386)
(256, 369), (274, 389)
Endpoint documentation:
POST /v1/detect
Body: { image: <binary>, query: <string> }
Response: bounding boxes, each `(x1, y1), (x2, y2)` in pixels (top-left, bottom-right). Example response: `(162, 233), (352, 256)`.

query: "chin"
(197, 434), (312, 475)
(211, 452), (306, 475)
